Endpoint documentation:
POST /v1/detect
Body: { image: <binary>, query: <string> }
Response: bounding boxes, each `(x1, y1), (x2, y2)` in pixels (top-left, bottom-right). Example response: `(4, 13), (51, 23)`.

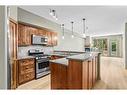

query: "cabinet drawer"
(18, 58), (35, 85)
(20, 68), (35, 75)
(20, 64), (34, 71)
(19, 59), (35, 66)
(25, 72), (35, 80)
(19, 72), (35, 84)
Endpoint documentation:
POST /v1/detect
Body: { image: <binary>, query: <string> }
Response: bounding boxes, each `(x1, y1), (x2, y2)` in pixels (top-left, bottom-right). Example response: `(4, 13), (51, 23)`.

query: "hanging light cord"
(83, 18), (85, 34)
(62, 24), (64, 36)
(71, 21), (74, 35)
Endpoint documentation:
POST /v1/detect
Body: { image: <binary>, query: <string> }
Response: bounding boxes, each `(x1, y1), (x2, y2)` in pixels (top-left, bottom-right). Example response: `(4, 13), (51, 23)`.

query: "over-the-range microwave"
(32, 34), (48, 45)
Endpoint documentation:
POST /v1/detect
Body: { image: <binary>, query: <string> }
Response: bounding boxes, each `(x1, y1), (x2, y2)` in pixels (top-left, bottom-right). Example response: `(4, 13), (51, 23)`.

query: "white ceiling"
(19, 6), (127, 36)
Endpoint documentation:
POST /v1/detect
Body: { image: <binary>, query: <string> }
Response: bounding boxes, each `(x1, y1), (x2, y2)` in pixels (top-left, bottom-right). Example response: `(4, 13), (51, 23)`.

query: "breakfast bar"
(50, 52), (101, 89)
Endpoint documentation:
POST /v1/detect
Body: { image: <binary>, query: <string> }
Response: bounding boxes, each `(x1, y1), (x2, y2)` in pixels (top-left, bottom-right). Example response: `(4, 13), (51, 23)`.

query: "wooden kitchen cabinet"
(51, 32), (58, 46)
(68, 60), (83, 89)
(28, 26), (38, 44)
(88, 59), (93, 89)
(92, 58), (96, 85)
(95, 56), (98, 80)
(46, 31), (52, 46)
(18, 24), (31, 46)
(18, 23), (58, 46)
(18, 58), (35, 85)
(67, 58), (97, 89)
(50, 63), (68, 89)
(50, 53), (100, 89)
(9, 19), (18, 89)
(38, 29), (46, 36)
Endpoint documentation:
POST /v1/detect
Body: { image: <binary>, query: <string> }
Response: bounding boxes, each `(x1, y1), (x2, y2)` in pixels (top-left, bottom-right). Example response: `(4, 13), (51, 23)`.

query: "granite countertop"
(48, 52), (82, 57)
(49, 58), (68, 66)
(17, 56), (35, 60)
(66, 52), (101, 61)
(49, 53), (68, 57)
(49, 52), (100, 65)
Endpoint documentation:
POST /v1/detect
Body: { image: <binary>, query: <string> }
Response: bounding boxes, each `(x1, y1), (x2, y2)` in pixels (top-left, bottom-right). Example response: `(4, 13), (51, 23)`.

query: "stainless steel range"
(28, 49), (50, 79)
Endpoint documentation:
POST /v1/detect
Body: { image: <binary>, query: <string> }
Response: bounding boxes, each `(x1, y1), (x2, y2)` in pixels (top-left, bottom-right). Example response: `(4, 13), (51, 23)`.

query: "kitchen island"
(50, 52), (101, 89)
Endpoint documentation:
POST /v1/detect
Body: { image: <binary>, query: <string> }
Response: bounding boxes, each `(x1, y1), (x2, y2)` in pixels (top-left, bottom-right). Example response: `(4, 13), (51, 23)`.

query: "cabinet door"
(28, 26), (38, 44)
(18, 59), (35, 85)
(50, 63), (67, 89)
(9, 20), (18, 89)
(46, 31), (52, 46)
(82, 61), (89, 89)
(38, 29), (46, 36)
(92, 58), (96, 85)
(95, 56), (98, 80)
(25, 26), (31, 45)
(18, 24), (25, 46)
(68, 60), (82, 89)
(18, 24), (31, 46)
(51, 32), (58, 46)
(88, 60), (93, 89)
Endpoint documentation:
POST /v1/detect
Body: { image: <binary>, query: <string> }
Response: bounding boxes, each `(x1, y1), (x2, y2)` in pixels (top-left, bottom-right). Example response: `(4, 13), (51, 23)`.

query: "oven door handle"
(36, 60), (49, 63)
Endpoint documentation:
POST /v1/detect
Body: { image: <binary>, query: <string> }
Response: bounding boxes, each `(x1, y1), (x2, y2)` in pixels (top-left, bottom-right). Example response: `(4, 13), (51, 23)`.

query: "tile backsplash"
(18, 45), (54, 57)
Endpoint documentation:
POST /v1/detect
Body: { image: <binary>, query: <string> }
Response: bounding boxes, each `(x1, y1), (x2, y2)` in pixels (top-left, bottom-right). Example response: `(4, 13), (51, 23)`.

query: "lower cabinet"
(50, 63), (68, 89)
(18, 58), (35, 85)
(50, 57), (98, 89)
(68, 59), (97, 89)
(88, 59), (93, 89)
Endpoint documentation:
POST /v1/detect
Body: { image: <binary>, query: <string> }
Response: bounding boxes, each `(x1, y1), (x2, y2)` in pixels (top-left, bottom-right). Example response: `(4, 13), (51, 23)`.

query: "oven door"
(36, 59), (49, 74)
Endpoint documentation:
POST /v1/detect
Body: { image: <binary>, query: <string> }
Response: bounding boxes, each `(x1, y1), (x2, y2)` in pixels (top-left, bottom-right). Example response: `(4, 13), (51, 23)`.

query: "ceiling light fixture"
(71, 21), (74, 38)
(49, 9), (53, 16)
(83, 18), (86, 38)
(49, 9), (58, 20)
(61, 24), (65, 39)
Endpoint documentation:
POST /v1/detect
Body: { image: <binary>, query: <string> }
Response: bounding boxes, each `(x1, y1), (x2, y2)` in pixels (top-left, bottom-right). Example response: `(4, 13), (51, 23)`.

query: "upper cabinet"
(18, 24), (31, 46)
(46, 31), (53, 46)
(18, 23), (58, 46)
(51, 32), (58, 46)
(38, 29), (46, 36)
(28, 26), (38, 44)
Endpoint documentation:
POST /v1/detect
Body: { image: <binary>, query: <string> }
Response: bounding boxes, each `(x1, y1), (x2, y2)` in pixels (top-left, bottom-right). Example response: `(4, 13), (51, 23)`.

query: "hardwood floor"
(17, 57), (127, 90)
(17, 74), (50, 89)
(94, 57), (127, 89)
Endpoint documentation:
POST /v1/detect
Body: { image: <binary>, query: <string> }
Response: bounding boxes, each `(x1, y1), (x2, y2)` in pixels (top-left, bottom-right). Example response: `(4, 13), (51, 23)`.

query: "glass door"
(110, 40), (118, 57)
(93, 39), (108, 56)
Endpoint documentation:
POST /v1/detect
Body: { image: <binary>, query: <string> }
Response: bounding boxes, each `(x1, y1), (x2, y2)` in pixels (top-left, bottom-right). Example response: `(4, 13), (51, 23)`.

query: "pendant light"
(83, 18), (86, 38)
(49, 9), (58, 20)
(49, 9), (53, 16)
(62, 24), (65, 39)
(71, 21), (74, 38)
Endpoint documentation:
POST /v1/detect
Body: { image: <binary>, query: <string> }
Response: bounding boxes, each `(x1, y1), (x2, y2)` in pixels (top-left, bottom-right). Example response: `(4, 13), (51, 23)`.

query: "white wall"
(124, 23), (127, 69)
(0, 6), (8, 89)
(9, 6), (17, 21)
(18, 8), (84, 52)
(54, 30), (84, 51)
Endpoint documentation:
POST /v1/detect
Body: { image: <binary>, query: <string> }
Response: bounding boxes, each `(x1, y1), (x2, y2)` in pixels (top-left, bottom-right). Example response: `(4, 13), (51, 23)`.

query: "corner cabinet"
(18, 23), (58, 46)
